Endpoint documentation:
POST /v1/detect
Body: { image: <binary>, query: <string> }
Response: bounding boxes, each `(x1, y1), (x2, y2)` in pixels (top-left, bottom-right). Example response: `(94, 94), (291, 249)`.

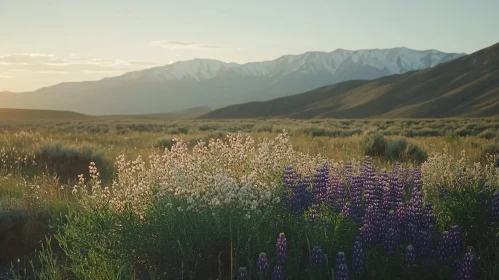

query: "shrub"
(361, 133), (386, 157)
(385, 138), (408, 161)
(153, 137), (176, 150)
(479, 130), (497, 140)
(198, 124), (218, 131)
(36, 144), (112, 183)
(482, 144), (499, 167)
(385, 138), (427, 164)
(405, 142), (428, 164)
(170, 127), (189, 134)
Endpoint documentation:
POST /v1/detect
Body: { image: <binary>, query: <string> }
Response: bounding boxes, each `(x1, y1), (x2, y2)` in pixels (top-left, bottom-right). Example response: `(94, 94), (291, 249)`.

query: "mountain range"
(0, 48), (464, 115)
(203, 42), (499, 119)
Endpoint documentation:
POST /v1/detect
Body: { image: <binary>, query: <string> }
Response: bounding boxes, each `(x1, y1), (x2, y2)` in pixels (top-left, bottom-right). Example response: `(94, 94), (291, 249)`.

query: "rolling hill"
(0, 48), (463, 115)
(202, 42), (499, 119)
(0, 108), (89, 120)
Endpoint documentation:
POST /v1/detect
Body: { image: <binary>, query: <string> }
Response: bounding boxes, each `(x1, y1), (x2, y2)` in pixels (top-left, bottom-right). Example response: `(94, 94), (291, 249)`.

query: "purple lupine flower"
(423, 202), (436, 233)
(271, 265), (284, 280)
(352, 239), (365, 276)
(335, 252), (350, 280)
(276, 233), (288, 265)
(310, 247), (324, 268)
(289, 177), (313, 216)
(390, 165), (404, 207)
(411, 168), (423, 195)
(417, 229), (432, 258)
(312, 164), (328, 205)
(343, 161), (353, 186)
(383, 227), (398, 256)
(350, 176), (364, 224)
(335, 181), (346, 212)
(327, 174), (339, 209)
(449, 225), (462, 256)
(361, 205), (378, 245)
(256, 252), (270, 276)
(437, 231), (451, 261)
(406, 222), (418, 249)
(363, 159), (378, 207)
(405, 245), (416, 269)
(341, 202), (352, 217)
(457, 247), (477, 280)
(395, 203), (407, 229)
(493, 191), (499, 221)
(407, 191), (424, 230)
(237, 267), (249, 280)
(282, 166), (298, 212)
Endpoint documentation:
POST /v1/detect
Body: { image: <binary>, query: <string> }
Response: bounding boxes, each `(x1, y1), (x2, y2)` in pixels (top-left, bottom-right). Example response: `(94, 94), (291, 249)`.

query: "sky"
(1, 0), (498, 92)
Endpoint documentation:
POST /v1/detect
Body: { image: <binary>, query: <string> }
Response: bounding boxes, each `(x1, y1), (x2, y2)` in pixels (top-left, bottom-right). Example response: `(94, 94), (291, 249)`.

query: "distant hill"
(140, 106), (212, 119)
(102, 106), (212, 119)
(0, 108), (89, 120)
(0, 47), (463, 115)
(202, 42), (499, 119)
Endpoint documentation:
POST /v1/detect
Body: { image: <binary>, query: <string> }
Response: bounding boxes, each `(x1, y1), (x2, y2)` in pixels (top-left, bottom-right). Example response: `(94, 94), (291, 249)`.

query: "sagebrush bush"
(361, 132), (386, 157)
(482, 143), (499, 167)
(405, 142), (428, 164)
(385, 138), (408, 161)
(479, 130), (497, 140)
(153, 137), (176, 150)
(36, 144), (112, 183)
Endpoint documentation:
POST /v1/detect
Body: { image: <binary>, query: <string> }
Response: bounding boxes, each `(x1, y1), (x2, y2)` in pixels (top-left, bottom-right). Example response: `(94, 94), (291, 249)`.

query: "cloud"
(0, 74), (13, 79)
(38, 70), (70, 74)
(150, 40), (219, 49)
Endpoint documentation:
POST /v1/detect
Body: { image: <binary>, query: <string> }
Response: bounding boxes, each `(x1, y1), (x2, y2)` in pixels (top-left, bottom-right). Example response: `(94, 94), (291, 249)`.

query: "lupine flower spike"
(310, 246), (324, 268)
(237, 267), (249, 280)
(335, 252), (350, 280)
(256, 252), (270, 276)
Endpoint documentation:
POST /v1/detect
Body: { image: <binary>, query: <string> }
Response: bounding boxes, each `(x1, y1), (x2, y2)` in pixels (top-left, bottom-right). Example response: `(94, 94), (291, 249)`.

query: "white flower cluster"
(421, 150), (499, 189)
(77, 132), (330, 216)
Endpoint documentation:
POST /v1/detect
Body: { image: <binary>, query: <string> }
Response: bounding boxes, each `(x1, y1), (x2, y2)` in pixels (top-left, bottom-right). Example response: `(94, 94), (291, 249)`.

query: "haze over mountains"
(0, 48), (463, 115)
(203, 42), (499, 119)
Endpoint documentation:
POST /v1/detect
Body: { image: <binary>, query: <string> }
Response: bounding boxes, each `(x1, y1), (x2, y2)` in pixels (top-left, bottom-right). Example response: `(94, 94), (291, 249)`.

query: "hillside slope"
(202, 42), (499, 119)
(0, 48), (463, 115)
(0, 108), (89, 120)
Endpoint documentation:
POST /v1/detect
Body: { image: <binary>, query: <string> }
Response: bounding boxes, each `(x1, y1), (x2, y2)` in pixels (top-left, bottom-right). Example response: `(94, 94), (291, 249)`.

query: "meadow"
(0, 117), (499, 280)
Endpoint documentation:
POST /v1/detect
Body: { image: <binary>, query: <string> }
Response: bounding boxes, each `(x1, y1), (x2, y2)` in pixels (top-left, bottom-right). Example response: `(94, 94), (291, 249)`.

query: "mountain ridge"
(0, 47), (464, 115)
(201, 42), (499, 119)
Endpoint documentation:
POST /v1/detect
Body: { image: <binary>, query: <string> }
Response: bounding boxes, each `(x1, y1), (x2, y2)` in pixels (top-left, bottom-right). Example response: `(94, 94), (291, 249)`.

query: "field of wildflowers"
(0, 120), (498, 279)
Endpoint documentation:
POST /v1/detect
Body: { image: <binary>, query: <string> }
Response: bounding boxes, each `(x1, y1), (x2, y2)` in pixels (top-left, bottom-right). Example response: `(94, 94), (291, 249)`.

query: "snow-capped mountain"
(123, 48), (462, 82)
(0, 47), (464, 115)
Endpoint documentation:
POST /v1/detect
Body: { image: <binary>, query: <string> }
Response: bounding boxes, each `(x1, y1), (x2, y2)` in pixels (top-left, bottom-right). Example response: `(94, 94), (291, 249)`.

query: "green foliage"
(36, 143), (112, 183)
(385, 138), (427, 164)
(362, 132), (387, 157)
(153, 137), (176, 150)
(405, 142), (428, 164)
(482, 143), (499, 167)
(385, 138), (408, 161)
(479, 130), (497, 139)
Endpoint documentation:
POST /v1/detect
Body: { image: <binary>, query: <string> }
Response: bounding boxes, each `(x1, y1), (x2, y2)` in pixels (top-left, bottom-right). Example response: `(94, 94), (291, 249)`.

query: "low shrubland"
(0, 131), (497, 279)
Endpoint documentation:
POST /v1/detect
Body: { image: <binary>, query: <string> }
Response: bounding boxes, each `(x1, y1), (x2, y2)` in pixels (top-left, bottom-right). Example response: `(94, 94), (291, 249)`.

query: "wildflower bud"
(405, 245), (416, 269)
(271, 265), (284, 280)
(352, 239), (365, 276)
(256, 252), (270, 276)
(237, 267), (249, 280)
(457, 247), (477, 280)
(276, 233), (288, 265)
(449, 225), (462, 256)
(335, 252), (350, 280)
(310, 246), (324, 268)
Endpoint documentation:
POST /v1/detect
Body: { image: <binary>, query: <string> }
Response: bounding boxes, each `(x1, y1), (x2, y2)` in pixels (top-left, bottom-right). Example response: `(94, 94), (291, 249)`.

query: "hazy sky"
(1, 0), (498, 92)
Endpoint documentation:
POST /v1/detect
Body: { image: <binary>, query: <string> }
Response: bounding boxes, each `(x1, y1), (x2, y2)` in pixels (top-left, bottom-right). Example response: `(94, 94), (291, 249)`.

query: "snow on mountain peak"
(123, 48), (464, 82)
